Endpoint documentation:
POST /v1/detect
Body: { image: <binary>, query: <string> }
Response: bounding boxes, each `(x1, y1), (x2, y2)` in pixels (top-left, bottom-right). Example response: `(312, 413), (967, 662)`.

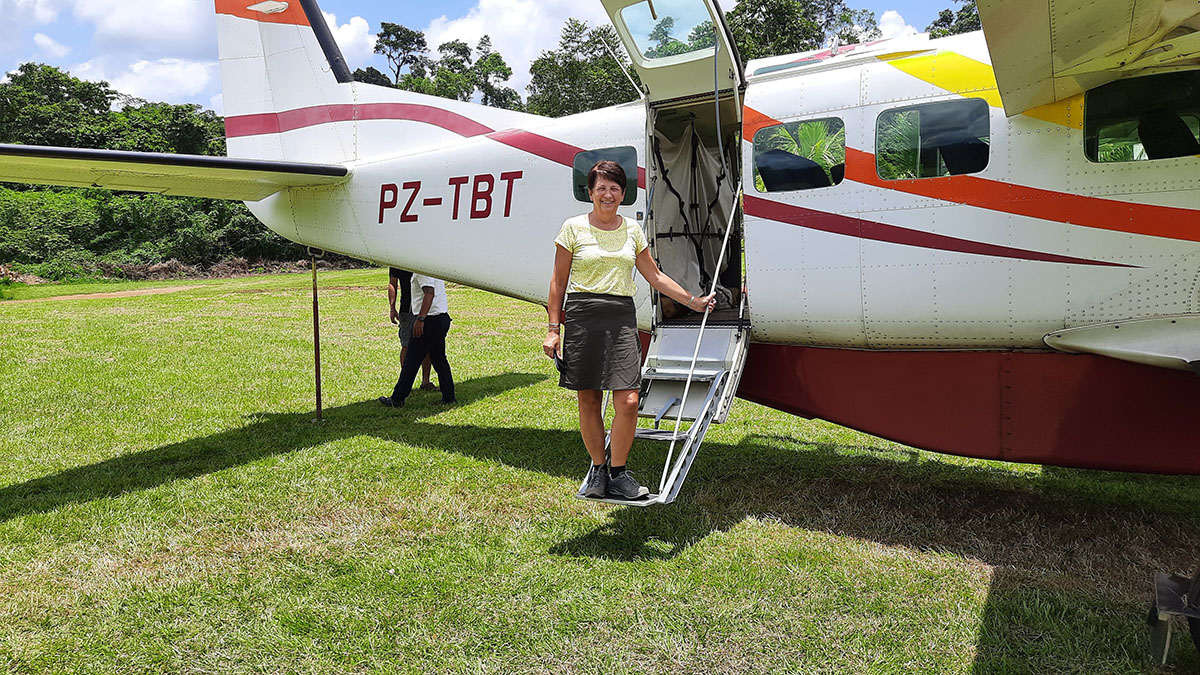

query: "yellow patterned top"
(554, 214), (648, 297)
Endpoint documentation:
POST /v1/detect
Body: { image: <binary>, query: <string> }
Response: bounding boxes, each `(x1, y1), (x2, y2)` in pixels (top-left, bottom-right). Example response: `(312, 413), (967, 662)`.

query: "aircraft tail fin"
(215, 0), (545, 166)
(215, 0), (358, 164)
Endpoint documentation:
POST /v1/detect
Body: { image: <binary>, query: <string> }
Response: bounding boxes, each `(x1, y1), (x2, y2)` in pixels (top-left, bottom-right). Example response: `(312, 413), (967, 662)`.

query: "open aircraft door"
(600, 0), (745, 107)
(584, 0), (749, 507)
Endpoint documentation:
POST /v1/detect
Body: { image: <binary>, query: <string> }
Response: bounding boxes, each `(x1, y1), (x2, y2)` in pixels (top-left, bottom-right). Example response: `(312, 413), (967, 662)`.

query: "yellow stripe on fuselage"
(882, 52), (1082, 129)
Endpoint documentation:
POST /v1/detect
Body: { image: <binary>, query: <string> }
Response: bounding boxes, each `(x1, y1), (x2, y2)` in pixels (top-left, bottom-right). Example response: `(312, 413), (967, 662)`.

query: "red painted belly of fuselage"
(736, 344), (1200, 475)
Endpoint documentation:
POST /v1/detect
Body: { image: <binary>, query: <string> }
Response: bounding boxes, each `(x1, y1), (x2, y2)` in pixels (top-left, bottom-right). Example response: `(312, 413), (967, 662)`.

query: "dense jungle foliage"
(0, 63), (311, 281)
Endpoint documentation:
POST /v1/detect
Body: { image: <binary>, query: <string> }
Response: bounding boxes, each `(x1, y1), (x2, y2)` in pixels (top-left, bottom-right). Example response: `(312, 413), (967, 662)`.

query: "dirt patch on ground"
(7, 286), (202, 303)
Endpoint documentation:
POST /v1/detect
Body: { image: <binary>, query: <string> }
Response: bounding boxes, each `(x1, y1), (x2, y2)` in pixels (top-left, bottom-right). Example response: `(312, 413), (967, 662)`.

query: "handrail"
(658, 370), (727, 502)
(657, 184), (744, 493)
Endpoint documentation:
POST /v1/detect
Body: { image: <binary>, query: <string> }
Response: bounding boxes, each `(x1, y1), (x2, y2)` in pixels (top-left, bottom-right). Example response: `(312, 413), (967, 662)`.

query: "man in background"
(388, 268), (435, 392)
(380, 272), (456, 407)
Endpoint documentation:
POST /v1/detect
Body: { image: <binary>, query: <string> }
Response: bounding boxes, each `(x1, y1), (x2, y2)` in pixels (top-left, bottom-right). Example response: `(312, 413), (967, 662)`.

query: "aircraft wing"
(0, 144), (350, 201)
(978, 0), (1200, 116)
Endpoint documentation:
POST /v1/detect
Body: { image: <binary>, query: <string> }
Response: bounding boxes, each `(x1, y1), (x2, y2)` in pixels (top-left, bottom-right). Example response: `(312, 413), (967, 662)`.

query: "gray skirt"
(559, 293), (641, 391)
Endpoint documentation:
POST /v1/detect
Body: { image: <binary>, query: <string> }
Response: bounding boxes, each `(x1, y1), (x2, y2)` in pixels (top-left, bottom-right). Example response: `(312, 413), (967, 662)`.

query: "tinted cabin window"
(876, 99), (990, 179)
(1085, 71), (1200, 162)
(752, 118), (846, 192)
(573, 146), (638, 205)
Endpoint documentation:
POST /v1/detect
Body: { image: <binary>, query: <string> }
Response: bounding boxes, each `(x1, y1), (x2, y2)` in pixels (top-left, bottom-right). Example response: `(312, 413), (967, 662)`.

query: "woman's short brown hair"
(587, 160), (627, 193)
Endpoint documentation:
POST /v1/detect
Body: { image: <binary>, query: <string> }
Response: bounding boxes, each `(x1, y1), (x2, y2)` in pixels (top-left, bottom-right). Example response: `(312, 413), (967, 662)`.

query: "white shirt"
(410, 274), (448, 316)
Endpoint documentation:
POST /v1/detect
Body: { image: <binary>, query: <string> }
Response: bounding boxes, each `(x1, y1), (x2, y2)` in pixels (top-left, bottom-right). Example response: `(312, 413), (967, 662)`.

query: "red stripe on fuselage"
(225, 103), (493, 139)
(744, 195), (1130, 267)
(224, 103), (650, 188)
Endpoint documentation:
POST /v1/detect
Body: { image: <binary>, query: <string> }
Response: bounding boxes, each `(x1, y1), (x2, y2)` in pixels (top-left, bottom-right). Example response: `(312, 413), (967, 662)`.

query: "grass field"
(2, 269), (1198, 674)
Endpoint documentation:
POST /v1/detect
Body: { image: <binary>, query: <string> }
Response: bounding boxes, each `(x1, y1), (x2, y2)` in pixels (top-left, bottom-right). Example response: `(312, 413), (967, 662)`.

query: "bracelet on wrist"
(548, 323), (560, 332)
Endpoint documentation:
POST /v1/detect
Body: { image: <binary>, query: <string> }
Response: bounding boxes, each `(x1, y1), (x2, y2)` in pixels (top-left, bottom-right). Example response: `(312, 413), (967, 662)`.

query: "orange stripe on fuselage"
(843, 148), (1200, 243)
(215, 0), (310, 26)
(742, 104), (1200, 244)
(742, 106), (779, 142)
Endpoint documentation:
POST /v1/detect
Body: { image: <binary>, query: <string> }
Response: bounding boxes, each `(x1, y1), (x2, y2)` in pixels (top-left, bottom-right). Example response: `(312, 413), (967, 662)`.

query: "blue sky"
(1, 0), (948, 114)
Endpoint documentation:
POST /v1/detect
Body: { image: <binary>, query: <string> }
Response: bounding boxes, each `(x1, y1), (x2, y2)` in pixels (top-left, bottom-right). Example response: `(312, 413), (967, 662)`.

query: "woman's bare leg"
(576, 389), (607, 465)
(608, 389), (639, 467)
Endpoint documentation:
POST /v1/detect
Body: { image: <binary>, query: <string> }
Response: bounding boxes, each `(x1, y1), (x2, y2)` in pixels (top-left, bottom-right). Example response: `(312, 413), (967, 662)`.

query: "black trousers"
(392, 313), (454, 403)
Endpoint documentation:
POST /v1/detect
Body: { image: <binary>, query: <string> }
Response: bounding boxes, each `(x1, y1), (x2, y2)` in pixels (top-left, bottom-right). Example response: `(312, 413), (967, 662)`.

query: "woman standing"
(543, 160), (715, 500)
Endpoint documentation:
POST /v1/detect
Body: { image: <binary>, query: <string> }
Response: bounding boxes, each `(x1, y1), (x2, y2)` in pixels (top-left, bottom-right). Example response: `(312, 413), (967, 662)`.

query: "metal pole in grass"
(308, 247), (325, 421)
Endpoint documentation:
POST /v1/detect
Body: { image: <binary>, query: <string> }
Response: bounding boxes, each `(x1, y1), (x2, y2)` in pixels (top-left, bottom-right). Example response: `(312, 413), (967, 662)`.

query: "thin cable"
(601, 36), (644, 100)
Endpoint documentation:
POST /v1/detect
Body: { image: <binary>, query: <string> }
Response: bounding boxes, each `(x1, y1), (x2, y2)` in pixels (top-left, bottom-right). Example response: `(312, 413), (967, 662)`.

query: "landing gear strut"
(1148, 570), (1200, 665)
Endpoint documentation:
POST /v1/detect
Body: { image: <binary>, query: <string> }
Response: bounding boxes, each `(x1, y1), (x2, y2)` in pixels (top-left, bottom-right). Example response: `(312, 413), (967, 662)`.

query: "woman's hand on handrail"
(687, 293), (717, 314)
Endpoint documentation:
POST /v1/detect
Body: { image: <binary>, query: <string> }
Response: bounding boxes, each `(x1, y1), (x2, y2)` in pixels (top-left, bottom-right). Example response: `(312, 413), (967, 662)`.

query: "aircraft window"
(1084, 71), (1200, 162)
(752, 117), (846, 192)
(876, 99), (990, 180)
(620, 0), (716, 62)
(573, 146), (638, 206)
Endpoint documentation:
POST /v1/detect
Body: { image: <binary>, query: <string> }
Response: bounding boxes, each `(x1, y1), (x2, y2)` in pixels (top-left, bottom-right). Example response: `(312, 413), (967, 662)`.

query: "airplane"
(1, 0), (1199, 658)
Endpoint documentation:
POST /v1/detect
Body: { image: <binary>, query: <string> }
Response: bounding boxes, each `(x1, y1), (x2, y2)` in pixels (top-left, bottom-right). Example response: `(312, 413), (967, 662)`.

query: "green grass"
(2, 269), (1198, 674)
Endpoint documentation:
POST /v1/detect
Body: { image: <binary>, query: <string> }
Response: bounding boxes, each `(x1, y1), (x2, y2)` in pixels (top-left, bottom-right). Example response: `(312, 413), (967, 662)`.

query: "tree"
(352, 66), (394, 87)
(374, 23), (428, 83)
(527, 19), (642, 117)
(643, 16), (693, 58)
(726, 0), (823, 62)
(431, 39), (476, 101)
(473, 37), (522, 110)
(687, 20), (717, 50)
(826, 6), (880, 45)
(927, 0), (980, 38)
(726, 0), (881, 62)
(102, 100), (226, 155)
(809, 0), (880, 45)
(0, 63), (116, 147)
(371, 26), (522, 108)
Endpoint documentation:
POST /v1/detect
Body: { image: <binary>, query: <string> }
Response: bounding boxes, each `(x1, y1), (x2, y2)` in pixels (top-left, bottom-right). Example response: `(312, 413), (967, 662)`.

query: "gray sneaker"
(580, 466), (608, 498)
(606, 470), (650, 500)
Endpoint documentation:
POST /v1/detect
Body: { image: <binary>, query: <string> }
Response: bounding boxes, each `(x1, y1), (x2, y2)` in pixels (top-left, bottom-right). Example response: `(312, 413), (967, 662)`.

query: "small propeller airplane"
(2, 0), (1199, 658)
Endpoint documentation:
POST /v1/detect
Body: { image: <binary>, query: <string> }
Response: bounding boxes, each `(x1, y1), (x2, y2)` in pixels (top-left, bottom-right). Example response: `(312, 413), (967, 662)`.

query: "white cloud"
(32, 32), (71, 59)
(424, 0), (613, 95)
(321, 11), (376, 67)
(0, 0), (68, 54)
(70, 56), (217, 105)
(878, 10), (919, 40)
(6, 0), (64, 25)
(209, 92), (223, 116)
(71, 0), (217, 60)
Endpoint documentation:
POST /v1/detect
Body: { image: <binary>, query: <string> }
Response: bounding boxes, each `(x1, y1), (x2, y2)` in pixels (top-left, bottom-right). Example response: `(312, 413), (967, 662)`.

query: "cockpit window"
(876, 98), (990, 180)
(620, 0), (716, 62)
(1085, 71), (1200, 162)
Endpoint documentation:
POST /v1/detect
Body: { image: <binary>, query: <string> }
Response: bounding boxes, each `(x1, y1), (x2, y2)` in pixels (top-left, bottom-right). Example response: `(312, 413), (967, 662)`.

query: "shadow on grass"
(364, 415), (1200, 670)
(0, 372), (547, 523)
(537, 434), (1200, 672)
(6, 381), (1198, 671)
